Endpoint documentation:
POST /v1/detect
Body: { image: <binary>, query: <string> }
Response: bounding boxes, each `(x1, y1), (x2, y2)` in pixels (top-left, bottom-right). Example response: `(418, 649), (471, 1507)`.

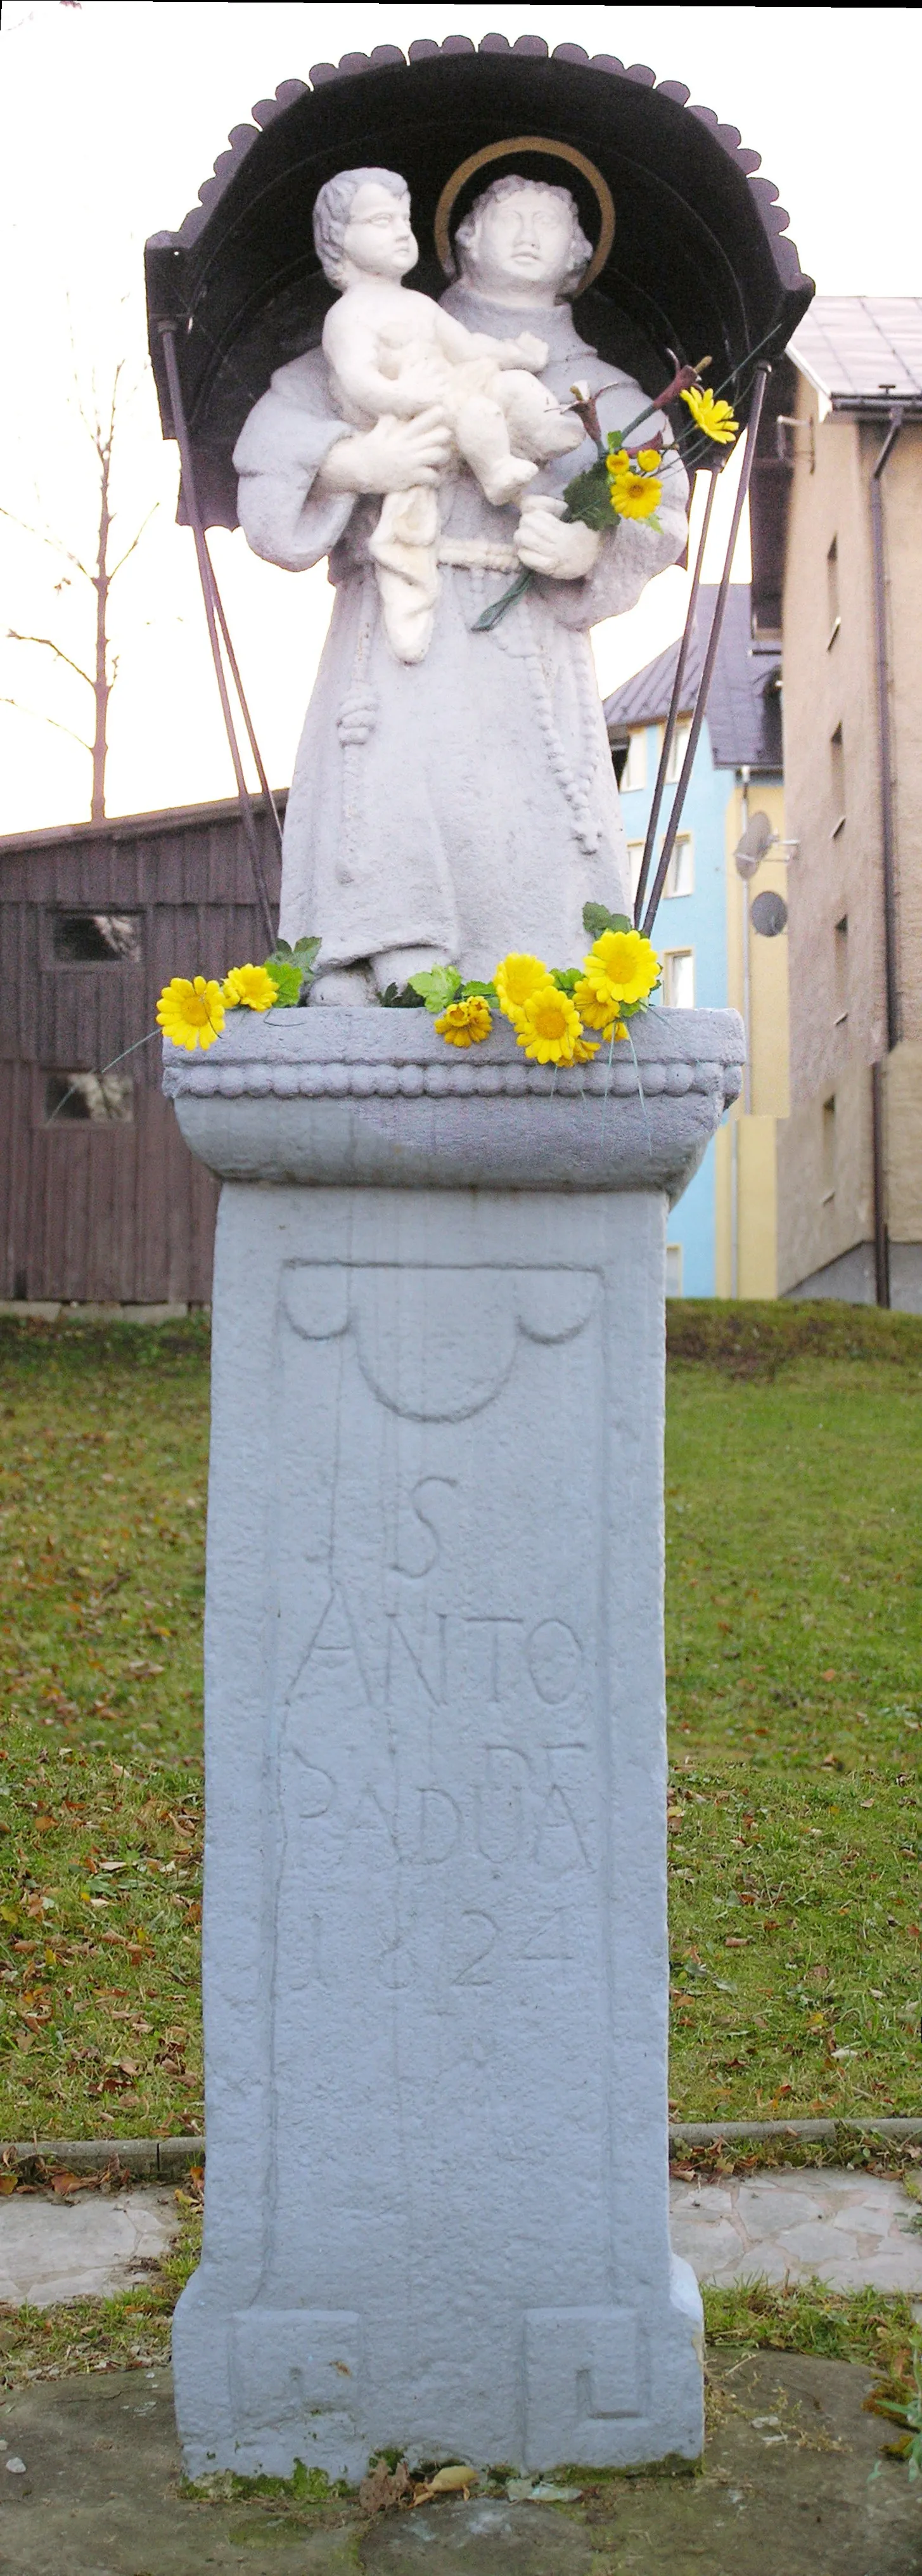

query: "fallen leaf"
(414, 2464), (478, 2505)
(359, 2459), (411, 2515)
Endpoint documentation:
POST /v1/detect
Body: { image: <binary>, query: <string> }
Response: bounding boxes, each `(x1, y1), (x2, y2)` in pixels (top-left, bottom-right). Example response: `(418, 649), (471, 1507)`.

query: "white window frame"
(626, 841), (646, 904)
(622, 728), (647, 792)
(665, 717), (691, 786)
(662, 948), (695, 1009)
(662, 832), (694, 898)
(665, 1243), (684, 1298)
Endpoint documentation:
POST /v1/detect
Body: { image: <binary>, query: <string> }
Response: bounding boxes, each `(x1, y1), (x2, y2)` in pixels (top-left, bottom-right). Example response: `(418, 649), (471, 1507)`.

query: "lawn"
(1, 1303), (921, 2139)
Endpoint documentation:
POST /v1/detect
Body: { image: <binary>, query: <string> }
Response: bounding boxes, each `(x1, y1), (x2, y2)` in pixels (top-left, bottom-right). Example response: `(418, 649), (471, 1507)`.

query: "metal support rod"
(203, 551), (284, 853)
(159, 325), (276, 953)
(871, 1058), (890, 1308)
(632, 472), (718, 928)
(642, 367), (769, 941)
(870, 405), (903, 1055)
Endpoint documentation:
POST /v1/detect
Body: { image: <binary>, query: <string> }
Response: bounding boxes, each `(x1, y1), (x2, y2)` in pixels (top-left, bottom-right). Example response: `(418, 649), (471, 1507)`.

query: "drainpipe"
(869, 405), (902, 1307)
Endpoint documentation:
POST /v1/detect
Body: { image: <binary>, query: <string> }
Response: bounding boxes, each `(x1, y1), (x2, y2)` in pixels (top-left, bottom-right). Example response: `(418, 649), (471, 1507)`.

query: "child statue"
(317, 169), (583, 662)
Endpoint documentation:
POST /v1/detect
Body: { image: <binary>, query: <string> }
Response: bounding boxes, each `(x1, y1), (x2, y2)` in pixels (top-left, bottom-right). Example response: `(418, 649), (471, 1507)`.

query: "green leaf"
(378, 982), (425, 1010)
(460, 980), (497, 1003)
(561, 462), (615, 532)
(582, 905), (632, 942)
(407, 964), (462, 1014)
(550, 968), (581, 995)
(263, 957), (303, 1006)
(291, 937), (321, 969)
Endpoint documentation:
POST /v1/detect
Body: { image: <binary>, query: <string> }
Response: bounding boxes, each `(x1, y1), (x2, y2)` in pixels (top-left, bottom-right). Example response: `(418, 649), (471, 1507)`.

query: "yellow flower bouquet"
(410, 905), (661, 1068)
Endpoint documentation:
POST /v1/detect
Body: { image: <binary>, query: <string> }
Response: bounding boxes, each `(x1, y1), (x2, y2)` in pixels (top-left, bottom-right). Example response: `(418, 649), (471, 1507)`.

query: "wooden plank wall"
(0, 798), (283, 1304)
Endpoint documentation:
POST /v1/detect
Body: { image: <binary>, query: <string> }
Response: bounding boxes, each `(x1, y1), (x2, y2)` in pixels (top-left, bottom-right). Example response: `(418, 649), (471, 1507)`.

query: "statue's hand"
(506, 332), (549, 372)
(513, 496), (601, 580)
(317, 410), (453, 495)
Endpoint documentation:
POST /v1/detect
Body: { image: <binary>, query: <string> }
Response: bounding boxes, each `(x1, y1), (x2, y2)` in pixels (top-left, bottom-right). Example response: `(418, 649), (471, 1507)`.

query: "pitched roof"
(789, 297), (922, 408)
(603, 585), (781, 772)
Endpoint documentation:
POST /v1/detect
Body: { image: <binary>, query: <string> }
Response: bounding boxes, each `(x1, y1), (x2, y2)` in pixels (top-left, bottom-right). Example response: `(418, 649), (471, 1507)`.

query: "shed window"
(44, 1071), (134, 1125)
(50, 912), (142, 964)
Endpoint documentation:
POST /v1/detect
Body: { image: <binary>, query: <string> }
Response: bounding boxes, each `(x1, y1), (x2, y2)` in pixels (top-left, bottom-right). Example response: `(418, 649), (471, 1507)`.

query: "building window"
(821, 1094), (836, 1201)
(834, 916), (848, 1023)
(44, 1071), (134, 1124)
(830, 726), (845, 836)
(662, 949), (695, 1009)
(618, 728), (646, 792)
(665, 717), (691, 785)
(627, 841), (646, 903)
(663, 834), (694, 898)
(49, 912), (143, 964)
(826, 537), (840, 647)
(665, 1243), (684, 1298)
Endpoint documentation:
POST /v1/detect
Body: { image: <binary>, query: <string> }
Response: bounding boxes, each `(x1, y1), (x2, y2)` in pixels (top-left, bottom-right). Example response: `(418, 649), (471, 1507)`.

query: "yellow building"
(749, 299), (922, 1308)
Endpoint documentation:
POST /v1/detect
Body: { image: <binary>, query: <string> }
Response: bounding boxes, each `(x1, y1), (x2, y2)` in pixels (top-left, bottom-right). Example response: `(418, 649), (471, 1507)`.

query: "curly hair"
(453, 175), (594, 299)
(312, 167), (409, 285)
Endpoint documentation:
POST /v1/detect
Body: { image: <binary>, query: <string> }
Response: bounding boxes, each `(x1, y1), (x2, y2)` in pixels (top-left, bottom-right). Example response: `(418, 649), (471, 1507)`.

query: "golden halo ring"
(433, 136), (615, 296)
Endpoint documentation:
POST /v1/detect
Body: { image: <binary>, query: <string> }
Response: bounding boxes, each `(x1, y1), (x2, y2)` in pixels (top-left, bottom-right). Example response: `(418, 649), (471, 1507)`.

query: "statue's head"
(312, 167), (415, 287)
(453, 176), (594, 304)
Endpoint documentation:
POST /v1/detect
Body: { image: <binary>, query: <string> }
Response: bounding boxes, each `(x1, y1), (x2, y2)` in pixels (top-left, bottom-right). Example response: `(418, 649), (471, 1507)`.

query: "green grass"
(1, 1317), (209, 1763)
(0, 2195), (201, 2388)
(1, 1304), (922, 2139)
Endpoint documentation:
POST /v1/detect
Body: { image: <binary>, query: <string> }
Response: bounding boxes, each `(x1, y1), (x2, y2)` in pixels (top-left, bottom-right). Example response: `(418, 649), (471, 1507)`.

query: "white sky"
(0, 3), (918, 834)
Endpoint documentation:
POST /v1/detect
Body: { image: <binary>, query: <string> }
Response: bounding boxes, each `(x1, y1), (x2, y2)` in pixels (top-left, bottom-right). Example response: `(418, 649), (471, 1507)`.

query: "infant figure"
(315, 167), (584, 660)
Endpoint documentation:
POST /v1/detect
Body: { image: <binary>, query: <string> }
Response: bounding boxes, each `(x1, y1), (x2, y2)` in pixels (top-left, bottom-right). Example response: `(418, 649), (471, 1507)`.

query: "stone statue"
(317, 169), (582, 663)
(234, 168), (689, 1002)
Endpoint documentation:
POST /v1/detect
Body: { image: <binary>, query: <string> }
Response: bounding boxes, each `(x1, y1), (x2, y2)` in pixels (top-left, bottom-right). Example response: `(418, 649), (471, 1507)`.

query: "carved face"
(461, 183), (577, 299)
(342, 181), (417, 282)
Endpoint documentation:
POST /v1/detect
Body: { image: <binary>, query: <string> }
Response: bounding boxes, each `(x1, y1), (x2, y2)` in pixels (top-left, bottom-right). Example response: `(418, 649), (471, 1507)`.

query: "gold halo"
(433, 136), (615, 296)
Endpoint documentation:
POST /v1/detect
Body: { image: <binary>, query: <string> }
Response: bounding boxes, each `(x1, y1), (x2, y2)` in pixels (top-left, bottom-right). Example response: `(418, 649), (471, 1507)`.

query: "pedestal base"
(165, 1010), (743, 2478)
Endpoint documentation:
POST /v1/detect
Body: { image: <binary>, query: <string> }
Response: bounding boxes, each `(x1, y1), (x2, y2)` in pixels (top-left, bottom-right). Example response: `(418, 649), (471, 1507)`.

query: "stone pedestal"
(164, 1005), (743, 2481)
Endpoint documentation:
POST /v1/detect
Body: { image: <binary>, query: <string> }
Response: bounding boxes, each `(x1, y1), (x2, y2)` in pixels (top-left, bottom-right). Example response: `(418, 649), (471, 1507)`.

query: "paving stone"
(0, 2354), (919, 2574)
(0, 2191), (178, 2306)
(670, 2166), (922, 2291)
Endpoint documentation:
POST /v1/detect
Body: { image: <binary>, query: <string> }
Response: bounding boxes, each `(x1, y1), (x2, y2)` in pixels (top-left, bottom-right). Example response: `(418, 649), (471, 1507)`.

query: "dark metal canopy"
(145, 34), (814, 529)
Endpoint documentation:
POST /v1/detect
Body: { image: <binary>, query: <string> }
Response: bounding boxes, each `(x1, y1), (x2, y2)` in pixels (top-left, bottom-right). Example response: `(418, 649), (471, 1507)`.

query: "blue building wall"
(619, 720), (730, 1297)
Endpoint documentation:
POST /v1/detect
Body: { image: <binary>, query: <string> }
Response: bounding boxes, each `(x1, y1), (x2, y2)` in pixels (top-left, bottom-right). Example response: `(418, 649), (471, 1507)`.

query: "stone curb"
(0, 2137), (204, 2181)
(3, 2126), (920, 2178)
(670, 2119), (922, 2149)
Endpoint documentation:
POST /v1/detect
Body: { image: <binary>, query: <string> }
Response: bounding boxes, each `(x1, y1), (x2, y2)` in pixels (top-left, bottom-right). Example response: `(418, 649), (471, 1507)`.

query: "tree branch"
(6, 629), (94, 689)
(0, 505), (91, 584)
(0, 695), (92, 753)
(108, 503), (158, 579)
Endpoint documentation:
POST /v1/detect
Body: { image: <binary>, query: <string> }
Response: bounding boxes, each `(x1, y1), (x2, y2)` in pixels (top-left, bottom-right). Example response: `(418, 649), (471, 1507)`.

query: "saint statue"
(233, 167), (689, 1000)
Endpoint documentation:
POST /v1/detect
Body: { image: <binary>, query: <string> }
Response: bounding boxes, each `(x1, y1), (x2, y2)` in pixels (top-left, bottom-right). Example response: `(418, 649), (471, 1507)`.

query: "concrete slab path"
(670, 2168), (922, 2294)
(3, 2172), (922, 2309)
(0, 2190), (178, 2306)
(0, 2353), (919, 2575)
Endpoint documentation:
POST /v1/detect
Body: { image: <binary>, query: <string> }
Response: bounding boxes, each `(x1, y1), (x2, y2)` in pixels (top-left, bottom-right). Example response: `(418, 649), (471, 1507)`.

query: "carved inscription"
(269, 1258), (607, 2284)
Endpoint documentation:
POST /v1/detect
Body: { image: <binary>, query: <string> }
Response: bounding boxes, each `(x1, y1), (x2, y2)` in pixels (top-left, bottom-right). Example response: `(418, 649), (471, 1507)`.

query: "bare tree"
(1, 361), (155, 821)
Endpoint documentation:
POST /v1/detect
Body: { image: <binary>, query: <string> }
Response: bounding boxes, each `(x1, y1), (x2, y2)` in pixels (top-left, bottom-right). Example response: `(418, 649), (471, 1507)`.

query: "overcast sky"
(1, 3), (918, 834)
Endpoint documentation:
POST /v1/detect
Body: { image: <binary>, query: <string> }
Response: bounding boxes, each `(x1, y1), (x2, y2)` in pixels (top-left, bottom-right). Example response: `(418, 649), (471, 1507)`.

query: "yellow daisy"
(222, 963), (278, 1012)
(580, 928), (661, 1011)
(434, 996), (492, 1047)
(681, 385), (739, 446)
(494, 952), (550, 1028)
(515, 983), (582, 1066)
(605, 446), (663, 521)
(156, 975), (226, 1051)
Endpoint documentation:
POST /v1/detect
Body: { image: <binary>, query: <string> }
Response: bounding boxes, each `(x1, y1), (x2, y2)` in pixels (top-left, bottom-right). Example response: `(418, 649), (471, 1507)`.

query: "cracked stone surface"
(0, 2190), (178, 2306)
(670, 2166), (922, 2291)
(0, 2354), (919, 2575)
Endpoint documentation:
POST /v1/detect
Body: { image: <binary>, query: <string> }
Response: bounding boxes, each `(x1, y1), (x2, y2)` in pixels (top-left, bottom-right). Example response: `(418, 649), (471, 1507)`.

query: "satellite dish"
(734, 810), (776, 878)
(750, 889), (788, 938)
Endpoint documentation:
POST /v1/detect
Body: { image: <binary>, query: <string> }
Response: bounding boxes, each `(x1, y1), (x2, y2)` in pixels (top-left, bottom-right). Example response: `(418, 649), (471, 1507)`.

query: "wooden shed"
(0, 795), (282, 1308)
